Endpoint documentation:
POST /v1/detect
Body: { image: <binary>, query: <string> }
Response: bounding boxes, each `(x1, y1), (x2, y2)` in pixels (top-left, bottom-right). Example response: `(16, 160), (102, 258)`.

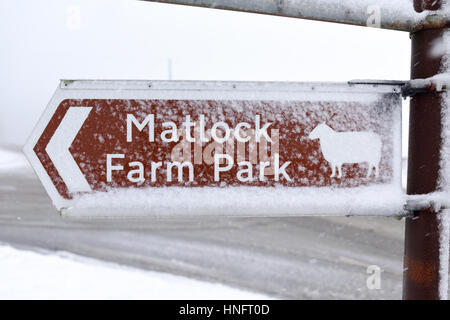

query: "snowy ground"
(0, 244), (269, 300)
(0, 147), (272, 299)
(0, 148), (29, 172)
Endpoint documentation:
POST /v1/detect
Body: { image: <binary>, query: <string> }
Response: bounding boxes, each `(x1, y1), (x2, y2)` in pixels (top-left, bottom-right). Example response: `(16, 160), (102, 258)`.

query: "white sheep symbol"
(308, 123), (382, 179)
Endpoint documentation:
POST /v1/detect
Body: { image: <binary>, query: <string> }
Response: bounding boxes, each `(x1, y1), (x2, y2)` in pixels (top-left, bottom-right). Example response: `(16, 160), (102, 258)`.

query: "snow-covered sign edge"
(24, 80), (404, 217)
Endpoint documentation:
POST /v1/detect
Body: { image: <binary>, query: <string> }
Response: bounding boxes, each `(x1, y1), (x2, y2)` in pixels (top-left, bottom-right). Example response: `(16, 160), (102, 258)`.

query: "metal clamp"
(348, 79), (449, 98)
(401, 79), (448, 98)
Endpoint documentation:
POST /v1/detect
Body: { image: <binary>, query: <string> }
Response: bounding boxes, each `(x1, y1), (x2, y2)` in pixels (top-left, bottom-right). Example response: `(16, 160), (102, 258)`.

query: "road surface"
(0, 146), (406, 299)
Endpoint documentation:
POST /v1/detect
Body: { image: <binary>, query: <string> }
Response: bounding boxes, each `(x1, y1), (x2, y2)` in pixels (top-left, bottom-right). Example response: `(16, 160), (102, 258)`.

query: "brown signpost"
(403, 0), (445, 300)
(24, 80), (403, 216)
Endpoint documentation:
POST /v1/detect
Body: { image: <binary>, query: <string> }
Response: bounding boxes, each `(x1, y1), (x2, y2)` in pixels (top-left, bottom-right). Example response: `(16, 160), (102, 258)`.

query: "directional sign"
(24, 80), (403, 216)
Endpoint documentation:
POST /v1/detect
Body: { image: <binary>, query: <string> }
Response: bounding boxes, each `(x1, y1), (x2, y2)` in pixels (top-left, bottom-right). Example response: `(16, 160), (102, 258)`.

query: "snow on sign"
(24, 80), (404, 217)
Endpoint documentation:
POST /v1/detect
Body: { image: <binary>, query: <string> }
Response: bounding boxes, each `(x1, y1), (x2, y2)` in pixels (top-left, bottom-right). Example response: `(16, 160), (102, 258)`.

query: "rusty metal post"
(404, 0), (445, 300)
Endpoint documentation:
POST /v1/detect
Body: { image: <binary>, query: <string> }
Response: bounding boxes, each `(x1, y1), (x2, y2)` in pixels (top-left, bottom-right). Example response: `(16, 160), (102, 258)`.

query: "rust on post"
(414, 0), (442, 12)
(403, 0), (445, 300)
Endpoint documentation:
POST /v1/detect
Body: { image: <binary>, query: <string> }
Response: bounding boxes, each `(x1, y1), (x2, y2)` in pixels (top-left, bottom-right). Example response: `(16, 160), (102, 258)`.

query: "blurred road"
(0, 147), (406, 299)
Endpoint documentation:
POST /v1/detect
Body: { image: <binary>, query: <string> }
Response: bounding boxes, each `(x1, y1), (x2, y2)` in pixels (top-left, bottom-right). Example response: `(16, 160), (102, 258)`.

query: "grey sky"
(0, 0), (410, 147)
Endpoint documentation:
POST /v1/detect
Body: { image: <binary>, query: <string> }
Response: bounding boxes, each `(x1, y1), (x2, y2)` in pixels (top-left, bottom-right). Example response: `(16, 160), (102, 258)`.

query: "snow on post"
(143, 0), (444, 32)
(436, 26), (450, 300)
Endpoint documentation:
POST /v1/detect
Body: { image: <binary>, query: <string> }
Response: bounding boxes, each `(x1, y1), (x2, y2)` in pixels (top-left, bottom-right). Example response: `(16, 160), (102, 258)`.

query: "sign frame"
(24, 79), (404, 217)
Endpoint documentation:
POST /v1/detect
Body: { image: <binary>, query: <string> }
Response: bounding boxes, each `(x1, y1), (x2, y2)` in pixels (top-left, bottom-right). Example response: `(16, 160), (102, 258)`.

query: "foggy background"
(0, 0), (410, 151)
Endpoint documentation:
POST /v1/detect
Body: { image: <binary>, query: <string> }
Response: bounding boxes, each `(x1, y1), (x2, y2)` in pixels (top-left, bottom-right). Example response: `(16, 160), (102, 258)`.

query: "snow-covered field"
(0, 244), (270, 300)
(0, 148), (29, 172)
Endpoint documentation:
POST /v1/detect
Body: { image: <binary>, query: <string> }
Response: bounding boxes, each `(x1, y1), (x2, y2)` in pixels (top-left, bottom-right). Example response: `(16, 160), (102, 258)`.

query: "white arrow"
(45, 106), (93, 193)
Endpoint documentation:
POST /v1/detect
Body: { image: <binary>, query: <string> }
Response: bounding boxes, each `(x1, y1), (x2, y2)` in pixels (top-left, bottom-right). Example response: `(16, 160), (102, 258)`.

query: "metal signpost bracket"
(401, 81), (448, 98)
